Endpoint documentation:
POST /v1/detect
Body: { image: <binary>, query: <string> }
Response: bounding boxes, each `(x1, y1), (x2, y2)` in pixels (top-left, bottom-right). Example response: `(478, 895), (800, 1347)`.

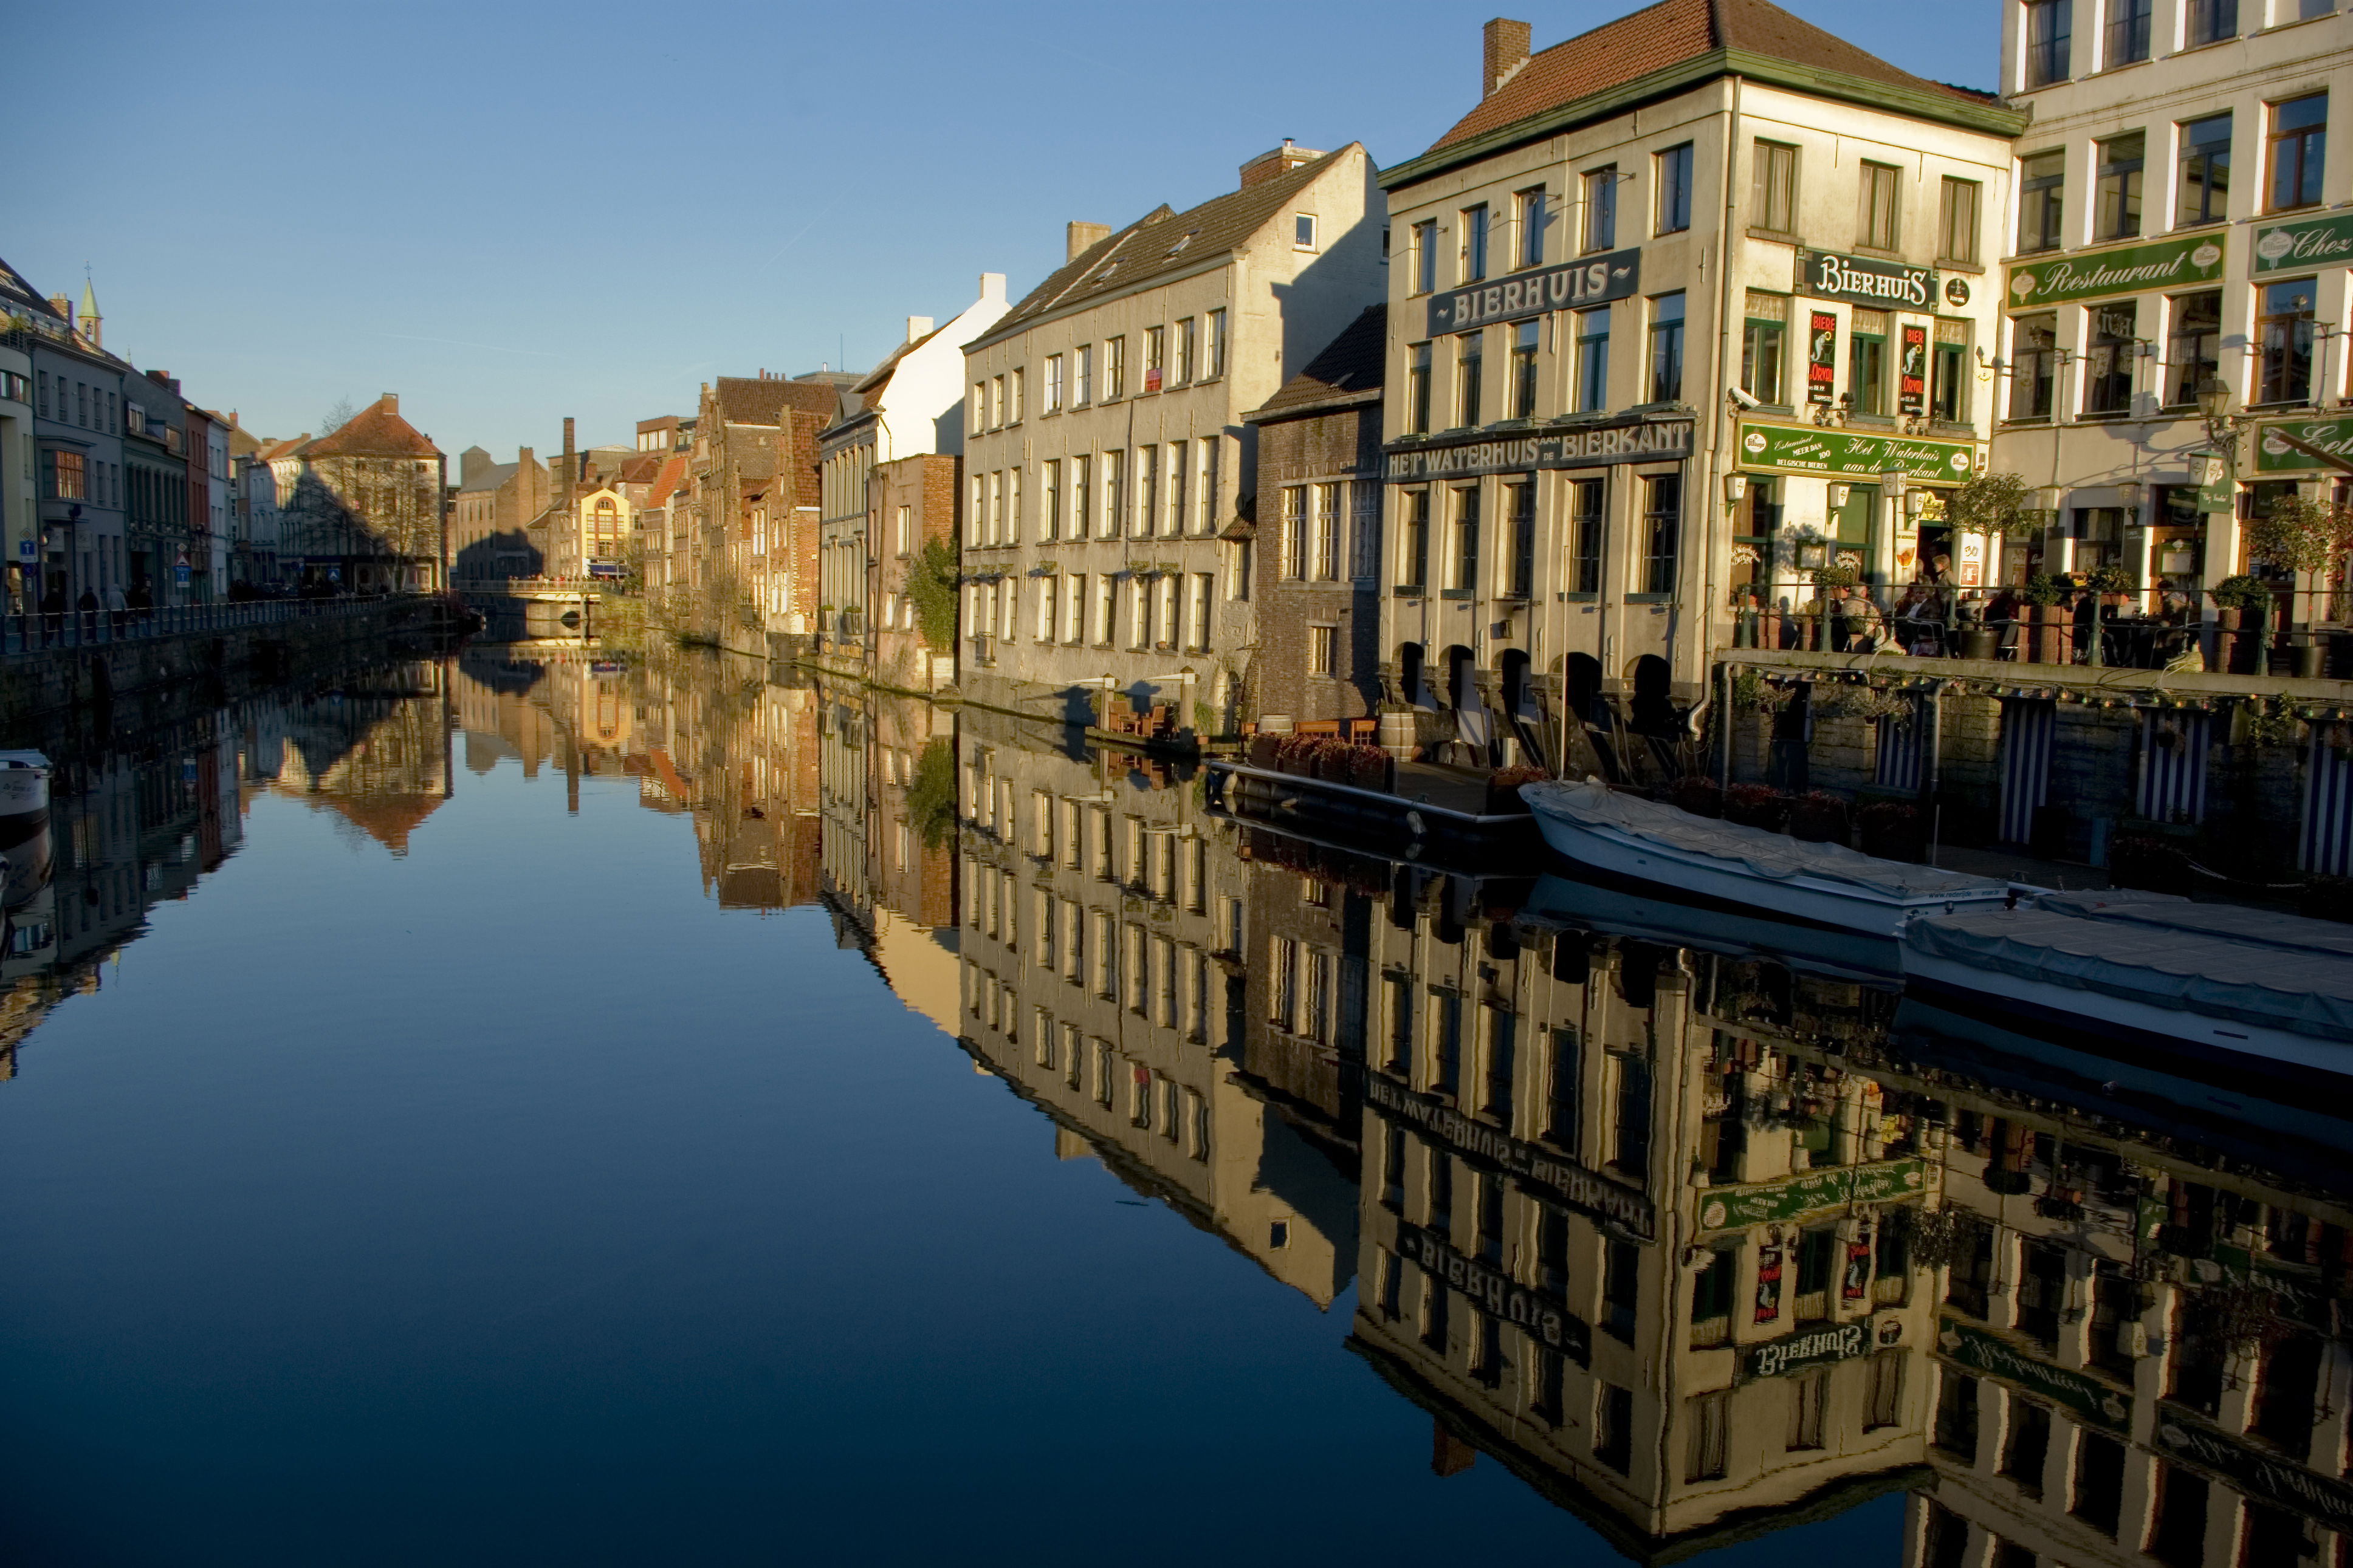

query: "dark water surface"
(0, 648), (2341, 1567)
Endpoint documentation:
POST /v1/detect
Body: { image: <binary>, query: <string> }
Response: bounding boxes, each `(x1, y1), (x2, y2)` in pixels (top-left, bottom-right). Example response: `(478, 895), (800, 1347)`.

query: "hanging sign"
(1423, 247), (1641, 336)
(2253, 415), (2353, 474)
(2254, 211), (2353, 275)
(2005, 233), (2225, 310)
(1801, 248), (1937, 309)
(2193, 450), (2234, 511)
(1898, 324), (1929, 416)
(1806, 312), (1838, 405)
(1737, 423), (1977, 483)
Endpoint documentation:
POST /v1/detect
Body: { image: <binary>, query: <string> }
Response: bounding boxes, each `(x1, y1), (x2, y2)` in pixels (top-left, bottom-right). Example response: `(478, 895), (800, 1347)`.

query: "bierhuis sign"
(1737, 422), (1977, 483)
(1424, 247), (1641, 337)
(2005, 233), (2225, 309)
(2255, 211), (2353, 275)
(1801, 249), (1936, 309)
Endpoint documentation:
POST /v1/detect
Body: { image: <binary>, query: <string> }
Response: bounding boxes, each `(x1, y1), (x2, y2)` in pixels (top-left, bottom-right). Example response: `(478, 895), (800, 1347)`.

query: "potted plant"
(1943, 470), (2036, 541)
(1246, 731), (1282, 769)
(1787, 790), (1851, 844)
(1857, 799), (1925, 861)
(1346, 742), (1394, 793)
(1669, 775), (1723, 818)
(2247, 494), (2353, 676)
(2210, 574), (2270, 674)
(1724, 782), (1790, 830)
(2021, 572), (2070, 665)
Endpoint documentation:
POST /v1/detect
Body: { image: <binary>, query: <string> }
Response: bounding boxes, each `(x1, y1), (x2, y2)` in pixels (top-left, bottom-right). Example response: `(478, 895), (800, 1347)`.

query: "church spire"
(77, 275), (100, 350)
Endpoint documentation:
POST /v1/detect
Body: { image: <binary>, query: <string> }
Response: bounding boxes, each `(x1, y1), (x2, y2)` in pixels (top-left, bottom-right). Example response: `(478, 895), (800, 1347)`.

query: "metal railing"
(0, 594), (404, 656)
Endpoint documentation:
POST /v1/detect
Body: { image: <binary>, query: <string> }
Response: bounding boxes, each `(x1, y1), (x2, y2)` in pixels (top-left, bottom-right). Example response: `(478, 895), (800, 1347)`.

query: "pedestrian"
(38, 581), (64, 646)
(76, 586), (98, 643)
(106, 582), (127, 638)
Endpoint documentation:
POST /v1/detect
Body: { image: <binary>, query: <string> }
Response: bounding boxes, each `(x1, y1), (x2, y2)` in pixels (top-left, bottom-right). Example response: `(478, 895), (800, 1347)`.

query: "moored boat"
(1519, 779), (2013, 937)
(0, 750), (47, 822)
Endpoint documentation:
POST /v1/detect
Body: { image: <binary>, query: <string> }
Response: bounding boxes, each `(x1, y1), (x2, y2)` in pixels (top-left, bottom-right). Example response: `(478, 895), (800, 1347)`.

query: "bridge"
(455, 578), (615, 638)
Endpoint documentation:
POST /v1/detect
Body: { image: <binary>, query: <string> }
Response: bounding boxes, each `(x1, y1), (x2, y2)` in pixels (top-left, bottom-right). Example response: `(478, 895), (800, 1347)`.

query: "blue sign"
(15, 540), (30, 560)
(175, 565), (191, 585)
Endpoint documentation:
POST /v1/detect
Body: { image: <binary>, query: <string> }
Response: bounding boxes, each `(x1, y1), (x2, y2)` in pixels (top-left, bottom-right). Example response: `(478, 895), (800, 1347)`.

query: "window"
(1517, 186), (1548, 268)
(1455, 330), (1483, 426)
(1063, 573), (1085, 643)
(1407, 342), (1433, 433)
(2258, 278), (2316, 403)
(1850, 308), (1889, 416)
(1594, 1384), (1633, 1473)
(1308, 624), (1335, 676)
(2269, 95), (2327, 211)
(2185, 0), (2236, 47)
(2072, 1431), (2126, 1536)
(1640, 476), (1680, 597)
(2176, 114), (2230, 226)
(2148, 1464), (2209, 1568)
(1510, 320), (1539, 418)
(2010, 312), (2059, 419)
(991, 375), (1005, 428)
(1045, 354), (1063, 413)
(2085, 301), (2137, 414)
(971, 382), (986, 435)
(1207, 309), (1227, 377)
(1685, 1391), (1730, 1481)
(1041, 460), (1061, 542)
(1575, 308), (1611, 412)
(1505, 481), (1535, 598)
(1866, 1349), (1908, 1429)
(2165, 290), (2222, 406)
(2025, 0), (2070, 84)
(44, 449), (87, 499)
(1753, 140), (1798, 232)
(1460, 204), (1489, 282)
(1143, 327), (1164, 392)
(1294, 212), (1317, 251)
(1100, 450), (1124, 539)
(1194, 436), (1218, 532)
(1174, 318), (1195, 384)
(1582, 166), (1618, 252)
(1189, 573), (1212, 649)
(2018, 150), (2066, 252)
(1070, 454), (1092, 544)
(1009, 367), (1024, 423)
(1742, 291), (1788, 405)
(1568, 478), (1603, 595)
(1857, 160), (1901, 250)
(1074, 343), (1093, 405)
(1400, 489), (1431, 589)
(1787, 1371), (1827, 1450)
(1647, 293), (1685, 404)
(1412, 219), (1438, 294)
(1163, 445), (1183, 536)
(1447, 487), (1479, 592)
(2095, 132), (2144, 239)
(1655, 144), (1693, 233)
(1933, 1371), (1979, 1459)
(1313, 483), (1340, 578)
(1938, 177), (1981, 263)
(1932, 319), (1970, 421)
(2104, 0), (2150, 64)
(1279, 485), (1305, 578)
(1104, 335), (1126, 398)
(2000, 1397), (2050, 1491)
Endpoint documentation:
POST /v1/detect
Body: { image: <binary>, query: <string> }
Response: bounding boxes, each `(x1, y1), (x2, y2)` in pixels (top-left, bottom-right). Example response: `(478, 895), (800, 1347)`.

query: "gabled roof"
(619, 452), (664, 485)
(970, 146), (1362, 352)
(303, 397), (441, 460)
(458, 461), (520, 494)
(713, 375), (848, 428)
(1249, 304), (1386, 422)
(645, 452), (689, 509)
(258, 435), (314, 462)
(1395, 0), (2010, 186)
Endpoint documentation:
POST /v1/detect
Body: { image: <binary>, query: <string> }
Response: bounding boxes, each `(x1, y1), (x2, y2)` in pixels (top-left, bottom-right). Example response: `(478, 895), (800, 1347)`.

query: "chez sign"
(1424, 248), (1642, 337)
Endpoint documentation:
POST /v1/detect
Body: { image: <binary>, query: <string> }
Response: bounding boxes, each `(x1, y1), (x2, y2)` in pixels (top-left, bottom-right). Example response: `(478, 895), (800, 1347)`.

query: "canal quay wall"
(0, 598), (467, 733)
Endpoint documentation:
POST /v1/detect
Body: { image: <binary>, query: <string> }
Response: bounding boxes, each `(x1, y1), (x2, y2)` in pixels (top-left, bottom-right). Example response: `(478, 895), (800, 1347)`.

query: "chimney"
(560, 417), (576, 506)
(1238, 139), (1319, 188)
(48, 295), (70, 326)
(978, 272), (1007, 305)
(905, 315), (934, 343)
(379, 392), (399, 415)
(1065, 224), (1110, 262)
(1483, 18), (1531, 97)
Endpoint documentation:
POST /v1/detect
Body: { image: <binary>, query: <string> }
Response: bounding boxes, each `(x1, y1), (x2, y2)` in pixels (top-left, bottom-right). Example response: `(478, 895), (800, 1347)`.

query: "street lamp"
(2196, 375), (2234, 445)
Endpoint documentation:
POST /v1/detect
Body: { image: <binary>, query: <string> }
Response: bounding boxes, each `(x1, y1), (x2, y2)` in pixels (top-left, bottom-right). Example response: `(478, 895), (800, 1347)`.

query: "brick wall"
(1252, 401), (1381, 725)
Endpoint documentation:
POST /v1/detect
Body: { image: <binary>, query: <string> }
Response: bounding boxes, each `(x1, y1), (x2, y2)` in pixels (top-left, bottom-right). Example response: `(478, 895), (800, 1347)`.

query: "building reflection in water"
(4, 648), (2347, 1566)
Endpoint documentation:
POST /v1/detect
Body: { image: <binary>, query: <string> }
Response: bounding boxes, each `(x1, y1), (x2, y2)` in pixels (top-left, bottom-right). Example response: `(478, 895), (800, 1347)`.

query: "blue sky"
(15, 0), (1998, 458)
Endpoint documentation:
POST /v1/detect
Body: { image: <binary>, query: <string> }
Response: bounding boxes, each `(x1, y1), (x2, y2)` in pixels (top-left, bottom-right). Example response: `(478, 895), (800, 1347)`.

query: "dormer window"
(1166, 230), (1197, 258)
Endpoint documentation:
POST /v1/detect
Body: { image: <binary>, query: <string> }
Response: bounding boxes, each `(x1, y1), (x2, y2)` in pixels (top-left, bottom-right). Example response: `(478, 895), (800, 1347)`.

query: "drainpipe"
(1703, 76), (1745, 761)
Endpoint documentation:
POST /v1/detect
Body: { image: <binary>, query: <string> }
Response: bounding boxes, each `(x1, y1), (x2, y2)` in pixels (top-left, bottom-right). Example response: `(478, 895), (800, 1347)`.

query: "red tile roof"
(301, 396), (441, 460)
(1431, 0), (1988, 152)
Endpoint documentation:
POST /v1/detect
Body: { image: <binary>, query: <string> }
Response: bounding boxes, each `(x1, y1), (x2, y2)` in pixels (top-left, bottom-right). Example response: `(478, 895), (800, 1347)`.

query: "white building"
(958, 142), (1384, 726)
(1989, 0), (2351, 625)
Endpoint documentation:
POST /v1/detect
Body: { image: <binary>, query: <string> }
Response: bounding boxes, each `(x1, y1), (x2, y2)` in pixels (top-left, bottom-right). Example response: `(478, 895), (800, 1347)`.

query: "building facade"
(273, 394), (447, 593)
(1376, 6), (2021, 772)
(958, 142), (1385, 728)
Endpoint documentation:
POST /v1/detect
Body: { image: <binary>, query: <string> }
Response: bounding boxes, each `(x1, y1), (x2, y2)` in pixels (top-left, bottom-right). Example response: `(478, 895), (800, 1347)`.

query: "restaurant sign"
(1740, 1321), (1871, 1383)
(2005, 233), (2225, 310)
(1737, 422), (1977, 482)
(2255, 211), (2353, 275)
(1395, 1219), (1593, 1365)
(1936, 1316), (2131, 1432)
(2254, 414), (2353, 474)
(2155, 1408), (2353, 1533)
(1697, 1155), (1927, 1231)
(1801, 248), (1937, 309)
(1383, 417), (1692, 483)
(1424, 247), (1641, 336)
(1367, 1073), (1657, 1239)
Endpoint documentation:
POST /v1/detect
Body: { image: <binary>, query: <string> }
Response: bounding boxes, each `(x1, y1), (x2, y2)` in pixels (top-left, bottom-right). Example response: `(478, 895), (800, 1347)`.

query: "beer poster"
(1807, 313), (1837, 405)
(1898, 323), (1928, 416)
(1754, 1244), (1784, 1322)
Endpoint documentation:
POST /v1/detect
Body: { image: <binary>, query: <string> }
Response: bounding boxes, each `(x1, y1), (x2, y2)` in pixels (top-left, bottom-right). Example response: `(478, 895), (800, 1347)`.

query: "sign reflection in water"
(7, 646), (2350, 1568)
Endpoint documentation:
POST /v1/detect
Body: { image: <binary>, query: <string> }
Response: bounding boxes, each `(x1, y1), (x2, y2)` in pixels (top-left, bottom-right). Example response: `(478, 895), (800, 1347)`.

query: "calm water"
(0, 645), (2343, 1567)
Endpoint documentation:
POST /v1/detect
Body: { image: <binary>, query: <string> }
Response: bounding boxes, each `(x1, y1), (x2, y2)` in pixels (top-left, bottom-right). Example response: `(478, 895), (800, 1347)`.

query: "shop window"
(2084, 301), (2137, 414)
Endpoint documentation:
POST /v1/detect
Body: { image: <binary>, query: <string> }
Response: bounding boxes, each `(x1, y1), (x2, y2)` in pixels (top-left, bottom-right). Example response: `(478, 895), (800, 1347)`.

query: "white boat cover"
(1908, 906), (2353, 1042)
(2035, 888), (2353, 959)
(1522, 780), (2008, 904)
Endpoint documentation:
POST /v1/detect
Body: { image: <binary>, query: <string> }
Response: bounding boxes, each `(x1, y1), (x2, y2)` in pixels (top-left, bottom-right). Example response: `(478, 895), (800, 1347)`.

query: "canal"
(0, 645), (2343, 1566)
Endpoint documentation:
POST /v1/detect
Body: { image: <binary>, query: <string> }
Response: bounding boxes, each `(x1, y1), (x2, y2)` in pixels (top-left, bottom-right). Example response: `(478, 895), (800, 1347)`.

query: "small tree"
(2245, 493), (2353, 593)
(1944, 470), (2037, 538)
(318, 397), (359, 435)
(906, 536), (960, 651)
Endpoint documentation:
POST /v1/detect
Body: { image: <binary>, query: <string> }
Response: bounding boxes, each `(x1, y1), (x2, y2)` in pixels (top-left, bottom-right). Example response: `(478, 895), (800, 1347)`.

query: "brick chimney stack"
(380, 393), (399, 415)
(560, 417), (576, 510)
(1067, 222), (1111, 262)
(1483, 18), (1531, 98)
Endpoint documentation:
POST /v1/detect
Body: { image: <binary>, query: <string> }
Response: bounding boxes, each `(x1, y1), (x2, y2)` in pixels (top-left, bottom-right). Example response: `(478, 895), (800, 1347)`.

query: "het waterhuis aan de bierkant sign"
(1424, 247), (1641, 337)
(1800, 248), (1937, 309)
(1383, 418), (1693, 483)
(2005, 232), (2226, 310)
(2255, 414), (2353, 474)
(1736, 422), (1977, 484)
(2255, 211), (2353, 275)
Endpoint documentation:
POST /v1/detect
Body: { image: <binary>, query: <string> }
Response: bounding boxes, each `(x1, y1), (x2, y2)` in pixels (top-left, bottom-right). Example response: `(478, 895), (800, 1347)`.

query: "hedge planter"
(1787, 792), (1851, 844)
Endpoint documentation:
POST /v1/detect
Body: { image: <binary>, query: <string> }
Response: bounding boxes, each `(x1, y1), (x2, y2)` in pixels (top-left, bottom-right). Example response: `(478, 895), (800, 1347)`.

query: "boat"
(1901, 889), (2353, 1090)
(0, 750), (48, 822)
(1519, 779), (2013, 937)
